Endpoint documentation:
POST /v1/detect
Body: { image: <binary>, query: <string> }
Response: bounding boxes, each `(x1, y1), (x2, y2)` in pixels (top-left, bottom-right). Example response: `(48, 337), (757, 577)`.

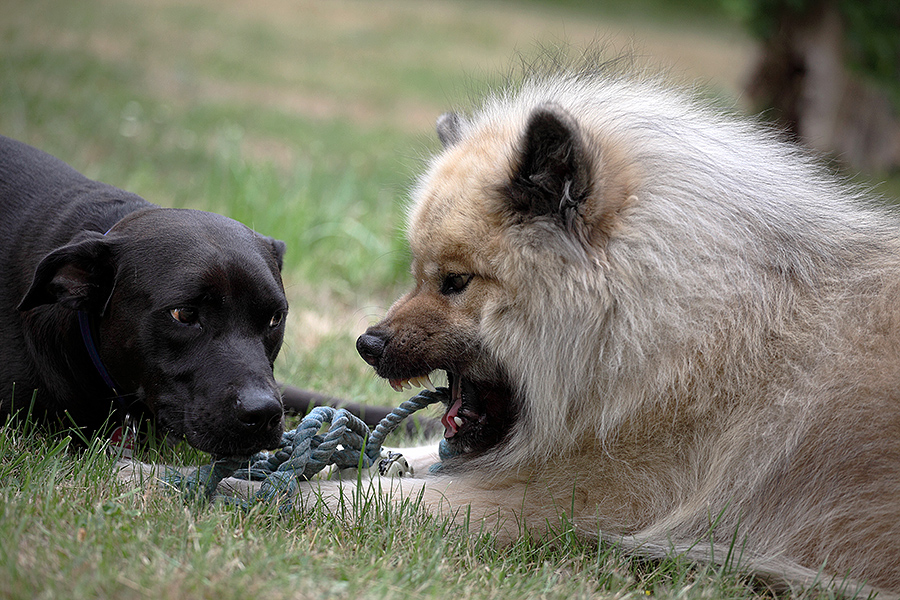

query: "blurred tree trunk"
(746, 3), (900, 172)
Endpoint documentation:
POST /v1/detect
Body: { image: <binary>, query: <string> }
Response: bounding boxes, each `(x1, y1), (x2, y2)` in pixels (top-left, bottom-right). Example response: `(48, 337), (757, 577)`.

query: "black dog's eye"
(170, 307), (200, 326)
(269, 310), (286, 329)
(440, 273), (473, 295)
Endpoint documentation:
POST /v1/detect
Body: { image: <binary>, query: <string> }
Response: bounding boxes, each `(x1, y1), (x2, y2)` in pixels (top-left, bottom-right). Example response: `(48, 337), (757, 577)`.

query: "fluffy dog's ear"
(505, 104), (593, 226)
(18, 235), (116, 314)
(436, 112), (465, 148)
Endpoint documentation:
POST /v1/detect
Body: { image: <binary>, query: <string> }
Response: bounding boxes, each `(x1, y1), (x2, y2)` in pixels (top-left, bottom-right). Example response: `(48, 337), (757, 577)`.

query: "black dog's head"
(18, 208), (288, 456)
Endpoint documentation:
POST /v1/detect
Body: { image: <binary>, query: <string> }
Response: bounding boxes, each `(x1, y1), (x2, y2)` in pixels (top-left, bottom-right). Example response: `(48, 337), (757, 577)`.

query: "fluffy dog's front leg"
(285, 474), (546, 544)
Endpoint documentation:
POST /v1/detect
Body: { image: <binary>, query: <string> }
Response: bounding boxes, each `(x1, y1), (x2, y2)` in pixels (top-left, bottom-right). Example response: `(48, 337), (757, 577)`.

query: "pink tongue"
(441, 395), (463, 438)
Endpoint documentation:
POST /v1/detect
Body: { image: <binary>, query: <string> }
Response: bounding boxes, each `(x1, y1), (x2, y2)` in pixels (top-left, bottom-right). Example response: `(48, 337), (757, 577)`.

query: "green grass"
(1, 422), (768, 600)
(0, 0), (894, 598)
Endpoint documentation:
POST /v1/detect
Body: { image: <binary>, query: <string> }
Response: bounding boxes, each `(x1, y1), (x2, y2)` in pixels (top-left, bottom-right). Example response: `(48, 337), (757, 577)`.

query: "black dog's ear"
(18, 235), (116, 314)
(266, 237), (286, 272)
(505, 103), (593, 226)
(436, 112), (465, 148)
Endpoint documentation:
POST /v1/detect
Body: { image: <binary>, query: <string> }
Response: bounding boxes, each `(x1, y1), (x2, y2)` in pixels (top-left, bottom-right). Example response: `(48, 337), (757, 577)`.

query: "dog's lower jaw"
(151, 399), (284, 457)
(182, 424), (283, 457)
(432, 372), (517, 458)
(195, 412), (284, 456)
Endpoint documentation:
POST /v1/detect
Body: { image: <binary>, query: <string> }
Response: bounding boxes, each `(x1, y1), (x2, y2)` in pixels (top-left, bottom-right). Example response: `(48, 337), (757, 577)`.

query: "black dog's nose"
(356, 332), (385, 366)
(235, 390), (283, 431)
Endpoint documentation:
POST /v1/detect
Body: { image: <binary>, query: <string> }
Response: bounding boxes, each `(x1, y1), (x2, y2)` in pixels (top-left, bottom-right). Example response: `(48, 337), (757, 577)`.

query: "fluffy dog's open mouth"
(388, 371), (516, 456)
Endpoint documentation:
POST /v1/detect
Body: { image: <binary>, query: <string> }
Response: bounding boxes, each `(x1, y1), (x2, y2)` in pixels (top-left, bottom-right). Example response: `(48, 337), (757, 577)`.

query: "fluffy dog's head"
(358, 74), (641, 463)
(360, 60), (871, 471)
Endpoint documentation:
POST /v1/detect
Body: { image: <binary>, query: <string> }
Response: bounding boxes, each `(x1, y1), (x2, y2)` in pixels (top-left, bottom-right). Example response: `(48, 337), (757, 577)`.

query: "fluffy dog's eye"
(269, 310), (286, 328)
(170, 307), (199, 326)
(441, 273), (473, 295)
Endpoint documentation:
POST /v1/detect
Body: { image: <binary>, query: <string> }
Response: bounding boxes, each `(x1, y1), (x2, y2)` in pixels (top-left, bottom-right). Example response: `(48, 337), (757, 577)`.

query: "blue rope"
(164, 388), (453, 507)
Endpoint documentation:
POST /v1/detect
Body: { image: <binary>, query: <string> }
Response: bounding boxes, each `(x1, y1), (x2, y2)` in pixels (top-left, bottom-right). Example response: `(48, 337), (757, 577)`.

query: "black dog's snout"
(234, 390), (283, 431)
(356, 332), (386, 367)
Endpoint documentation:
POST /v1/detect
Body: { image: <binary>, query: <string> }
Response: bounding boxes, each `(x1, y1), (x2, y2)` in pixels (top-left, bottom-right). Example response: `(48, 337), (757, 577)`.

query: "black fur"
(0, 135), (288, 456)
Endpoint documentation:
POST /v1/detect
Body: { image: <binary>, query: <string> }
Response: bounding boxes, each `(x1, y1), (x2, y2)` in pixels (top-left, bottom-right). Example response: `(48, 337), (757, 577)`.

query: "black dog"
(0, 135), (288, 456)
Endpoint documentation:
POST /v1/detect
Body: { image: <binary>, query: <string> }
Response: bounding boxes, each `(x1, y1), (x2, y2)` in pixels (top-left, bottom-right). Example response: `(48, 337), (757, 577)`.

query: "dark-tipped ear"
(18, 235), (116, 313)
(436, 112), (465, 148)
(505, 104), (593, 225)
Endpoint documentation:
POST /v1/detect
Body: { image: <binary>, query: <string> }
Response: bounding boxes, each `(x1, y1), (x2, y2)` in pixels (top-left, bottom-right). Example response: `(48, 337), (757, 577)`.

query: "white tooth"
(421, 373), (437, 391)
(409, 376), (423, 389)
(402, 379), (412, 390)
(454, 416), (464, 428)
(390, 382), (402, 392)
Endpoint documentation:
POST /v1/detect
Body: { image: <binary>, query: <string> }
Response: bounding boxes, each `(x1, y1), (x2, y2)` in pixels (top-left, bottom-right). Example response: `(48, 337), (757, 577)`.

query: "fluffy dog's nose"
(235, 390), (283, 431)
(356, 332), (385, 366)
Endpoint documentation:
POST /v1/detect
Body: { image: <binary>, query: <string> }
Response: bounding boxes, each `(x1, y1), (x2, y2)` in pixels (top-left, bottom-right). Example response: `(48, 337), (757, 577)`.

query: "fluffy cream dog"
(352, 58), (900, 595)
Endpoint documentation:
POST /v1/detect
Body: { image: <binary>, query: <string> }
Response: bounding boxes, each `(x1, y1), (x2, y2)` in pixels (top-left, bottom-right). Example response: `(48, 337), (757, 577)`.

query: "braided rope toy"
(163, 388), (455, 507)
